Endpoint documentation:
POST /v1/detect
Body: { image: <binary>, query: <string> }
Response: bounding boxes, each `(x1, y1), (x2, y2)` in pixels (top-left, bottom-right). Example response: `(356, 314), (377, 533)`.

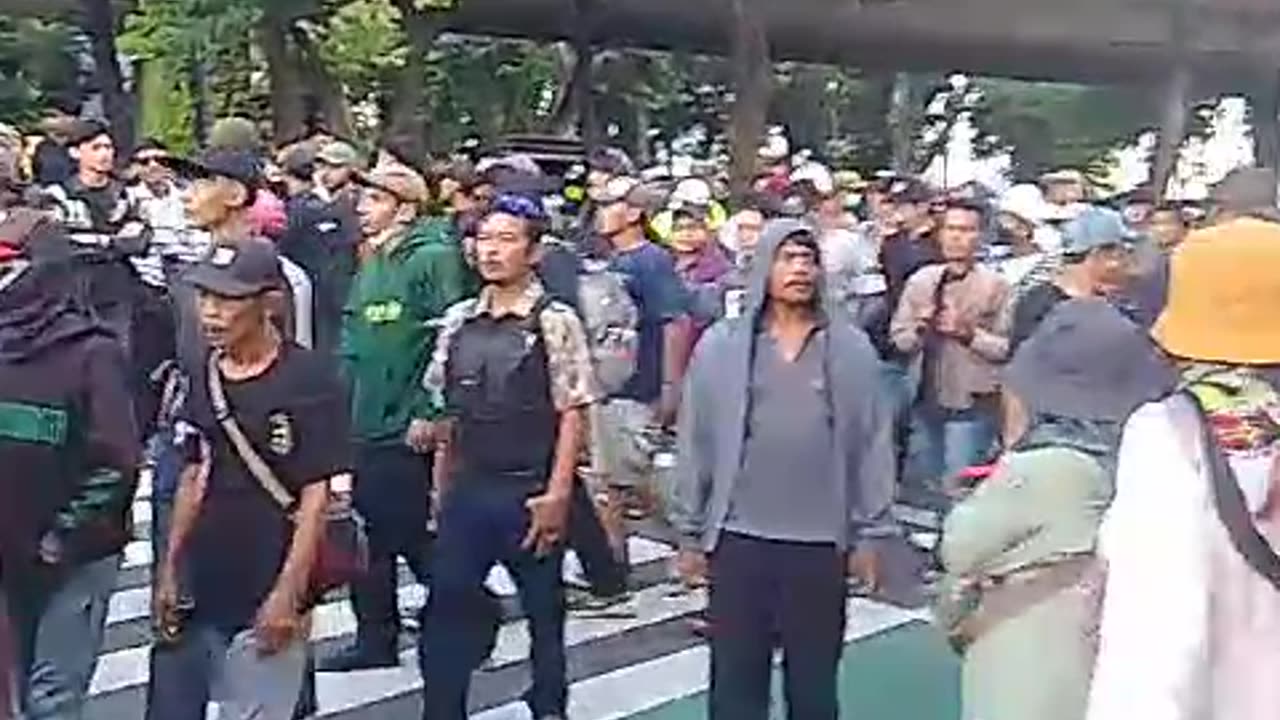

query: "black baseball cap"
(67, 119), (112, 148)
(164, 149), (262, 189)
(186, 240), (282, 298)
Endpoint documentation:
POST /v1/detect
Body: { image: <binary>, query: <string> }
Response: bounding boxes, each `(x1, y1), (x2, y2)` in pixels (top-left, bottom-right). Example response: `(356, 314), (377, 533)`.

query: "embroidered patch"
(363, 300), (404, 324)
(266, 411), (294, 456)
(0, 401), (68, 446)
(210, 246), (237, 267)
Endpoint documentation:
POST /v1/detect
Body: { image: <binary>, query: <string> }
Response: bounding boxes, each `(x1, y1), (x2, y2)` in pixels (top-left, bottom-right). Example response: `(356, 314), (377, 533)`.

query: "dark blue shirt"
(609, 242), (688, 402)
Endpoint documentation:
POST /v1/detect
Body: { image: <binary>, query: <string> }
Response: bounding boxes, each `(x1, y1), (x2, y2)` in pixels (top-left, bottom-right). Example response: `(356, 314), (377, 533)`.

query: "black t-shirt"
(176, 343), (351, 631)
(1009, 283), (1070, 354)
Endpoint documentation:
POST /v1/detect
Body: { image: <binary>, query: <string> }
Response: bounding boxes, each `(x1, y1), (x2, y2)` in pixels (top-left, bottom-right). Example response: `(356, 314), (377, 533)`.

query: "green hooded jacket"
(341, 217), (466, 445)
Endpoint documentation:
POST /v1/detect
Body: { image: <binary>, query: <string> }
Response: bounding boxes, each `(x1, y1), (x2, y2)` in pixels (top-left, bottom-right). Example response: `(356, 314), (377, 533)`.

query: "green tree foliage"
(316, 0), (408, 108)
(0, 17), (80, 125)
(419, 38), (561, 150)
(121, 0), (264, 148)
(969, 79), (1160, 182)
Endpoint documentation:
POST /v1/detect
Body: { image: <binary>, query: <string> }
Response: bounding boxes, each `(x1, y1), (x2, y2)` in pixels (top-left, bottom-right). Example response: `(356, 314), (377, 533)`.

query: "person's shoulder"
(691, 317), (742, 356)
(973, 263), (1011, 289)
(80, 331), (129, 371)
(442, 297), (480, 320)
(277, 344), (340, 393)
(435, 298), (480, 334)
(406, 216), (456, 245)
(617, 242), (672, 267)
(903, 262), (943, 286)
(538, 298), (586, 330)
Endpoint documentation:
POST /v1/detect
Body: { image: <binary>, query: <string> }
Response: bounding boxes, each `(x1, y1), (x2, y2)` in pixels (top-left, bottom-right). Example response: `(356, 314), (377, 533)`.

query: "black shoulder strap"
(1182, 391), (1280, 592)
(517, 294), (554, 335)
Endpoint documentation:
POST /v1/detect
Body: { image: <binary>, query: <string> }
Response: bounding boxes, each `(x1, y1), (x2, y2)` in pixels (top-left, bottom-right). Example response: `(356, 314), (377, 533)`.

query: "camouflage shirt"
(424, 276), (600, 413)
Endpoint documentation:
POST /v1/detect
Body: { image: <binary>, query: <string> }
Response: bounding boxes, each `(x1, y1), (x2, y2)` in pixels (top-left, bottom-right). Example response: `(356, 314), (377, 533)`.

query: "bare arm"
(662, 319), (691, 391)
(549, 406), (586, 500)
(432, 419), (456, 501)
(162, 439), (210, 578)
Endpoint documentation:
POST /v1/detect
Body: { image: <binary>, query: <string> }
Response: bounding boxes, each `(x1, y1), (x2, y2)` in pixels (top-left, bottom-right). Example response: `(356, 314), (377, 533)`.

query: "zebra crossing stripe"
(470, 599), (930, 720)
(105, 535), (675, 627)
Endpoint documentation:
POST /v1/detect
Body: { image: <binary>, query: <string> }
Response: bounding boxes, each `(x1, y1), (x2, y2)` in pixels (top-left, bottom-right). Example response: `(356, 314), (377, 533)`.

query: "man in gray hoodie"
(671, 218), (897, 720)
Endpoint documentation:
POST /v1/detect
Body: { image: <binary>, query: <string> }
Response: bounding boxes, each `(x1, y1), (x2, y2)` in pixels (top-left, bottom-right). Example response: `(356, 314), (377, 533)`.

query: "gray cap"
(592, 176), (667, 213)
(1005, 298), (1175, 422)
(208, 117), (261, 153)
(317, 141), (361, 168)
(1059, 206), (1135, 256)
(186, 240), (282, 298)
(1211, 167), (1278, 217)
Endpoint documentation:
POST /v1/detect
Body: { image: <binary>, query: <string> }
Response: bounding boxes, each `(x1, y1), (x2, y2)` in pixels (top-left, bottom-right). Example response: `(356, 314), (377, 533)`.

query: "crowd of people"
(0, 107), (1277, 720)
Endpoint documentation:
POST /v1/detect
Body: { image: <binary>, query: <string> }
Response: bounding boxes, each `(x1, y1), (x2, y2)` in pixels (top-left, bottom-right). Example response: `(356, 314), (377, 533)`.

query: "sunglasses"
(135, 154), (169, 166)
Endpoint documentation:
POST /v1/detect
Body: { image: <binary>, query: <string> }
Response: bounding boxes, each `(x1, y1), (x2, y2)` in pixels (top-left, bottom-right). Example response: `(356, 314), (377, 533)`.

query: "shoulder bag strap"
(205, 352), (296, 511)
(1174, 391), (1280, 592)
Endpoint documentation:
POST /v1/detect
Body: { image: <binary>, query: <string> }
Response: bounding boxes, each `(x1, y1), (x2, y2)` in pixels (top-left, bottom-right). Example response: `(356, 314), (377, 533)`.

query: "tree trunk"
(81, 0), (134, 154)
(190, 46), (209, 147)
(386, 0), (448, 160)
(887, 72), (916, 174)
(1151, 64), (1191, 200)
(1251, 72), (1280, 171)
(634, 99), (653, 166)
(573, 0), (599, 149)
(728, 0), (770, 202)
(289, 27), (354, 140)
(258, 14), (306, 144)
(546, 43), (582, 136)
(1152, 0), (1194, 201)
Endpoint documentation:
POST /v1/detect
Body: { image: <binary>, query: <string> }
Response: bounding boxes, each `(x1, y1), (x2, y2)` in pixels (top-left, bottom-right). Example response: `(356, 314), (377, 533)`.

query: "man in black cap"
(150, 238), (350, 720)
(275, 143), (357, 362)
(0, 206), (139, 720)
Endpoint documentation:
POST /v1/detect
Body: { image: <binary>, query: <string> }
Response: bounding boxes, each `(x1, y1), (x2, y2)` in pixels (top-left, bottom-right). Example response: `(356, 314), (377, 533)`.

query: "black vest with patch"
(445, 299), (557, 482)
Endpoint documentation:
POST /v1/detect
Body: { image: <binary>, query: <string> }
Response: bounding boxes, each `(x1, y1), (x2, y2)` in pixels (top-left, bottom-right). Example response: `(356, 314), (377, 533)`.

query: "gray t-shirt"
(725, 327), (842, 544)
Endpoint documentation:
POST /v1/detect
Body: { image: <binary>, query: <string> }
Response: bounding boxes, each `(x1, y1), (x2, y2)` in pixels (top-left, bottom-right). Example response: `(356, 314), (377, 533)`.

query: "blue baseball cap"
(1059, 206), (1136, 257)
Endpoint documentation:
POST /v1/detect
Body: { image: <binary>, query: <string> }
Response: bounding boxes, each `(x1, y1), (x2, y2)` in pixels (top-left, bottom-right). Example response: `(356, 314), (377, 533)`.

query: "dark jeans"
(351, 443), (434, 654)
(0, 588), (12, 720)
(420, 479), (566, 720)
(708, 532), (846, 720)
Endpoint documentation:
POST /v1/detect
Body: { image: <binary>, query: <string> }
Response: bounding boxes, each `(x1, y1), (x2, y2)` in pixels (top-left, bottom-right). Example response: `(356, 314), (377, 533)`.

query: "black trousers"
(708, 532), (846, 720)
(351, 443), (434, 653)
(567, 478), (627, 597)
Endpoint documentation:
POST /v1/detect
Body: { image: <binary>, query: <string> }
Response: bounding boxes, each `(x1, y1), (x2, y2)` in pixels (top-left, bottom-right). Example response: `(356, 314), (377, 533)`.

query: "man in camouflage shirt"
(420, 193), (598, 720)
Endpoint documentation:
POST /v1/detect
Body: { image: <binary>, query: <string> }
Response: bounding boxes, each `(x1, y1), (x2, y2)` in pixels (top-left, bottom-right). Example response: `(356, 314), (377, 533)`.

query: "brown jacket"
(891, 263), (1010, 410)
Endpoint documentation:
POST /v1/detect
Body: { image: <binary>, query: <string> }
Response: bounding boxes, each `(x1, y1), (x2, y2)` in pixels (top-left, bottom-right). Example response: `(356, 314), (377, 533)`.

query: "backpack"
(577, 258), (639, 397)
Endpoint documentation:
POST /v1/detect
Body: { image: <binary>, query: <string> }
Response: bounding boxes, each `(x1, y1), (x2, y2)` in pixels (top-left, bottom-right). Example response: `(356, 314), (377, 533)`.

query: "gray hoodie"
(670, 218), (897, 553)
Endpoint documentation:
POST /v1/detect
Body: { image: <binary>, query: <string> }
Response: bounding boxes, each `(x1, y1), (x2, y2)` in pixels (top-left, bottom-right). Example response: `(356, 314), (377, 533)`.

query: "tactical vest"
(445, 298), (558, 482)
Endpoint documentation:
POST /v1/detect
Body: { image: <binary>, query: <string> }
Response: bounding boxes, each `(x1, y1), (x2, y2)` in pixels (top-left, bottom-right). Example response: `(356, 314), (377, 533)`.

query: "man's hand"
(847, 546), (882, 593)
(404, 419), (437, 454)
(37, 531), (64, 566)
(522, 491), (570, 557)
(934, 310), (974, 343)
(655, 384), (680, 429)
(675, 549), (708, 589)
(153, 565), (180, 630)
(253, 588), (302, 657)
